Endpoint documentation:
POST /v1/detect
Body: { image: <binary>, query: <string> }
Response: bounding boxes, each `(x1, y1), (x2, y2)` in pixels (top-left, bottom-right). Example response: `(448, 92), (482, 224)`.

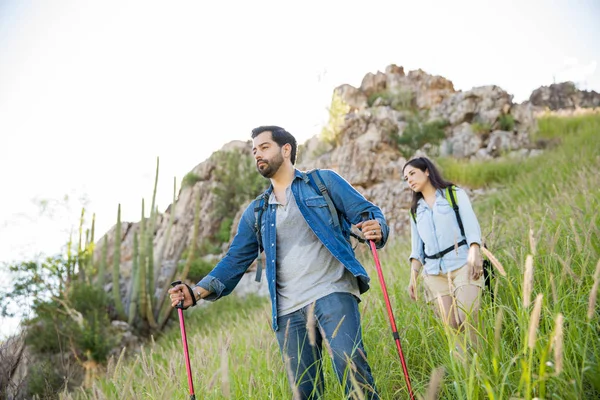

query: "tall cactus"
(98, 235), (108, 288)
(146, 157), (159, 309)
(77, 208), (86, 282)
(180, 188), (201, 280)
(155, 176), (178, 326)
(112, 204), (126, 320)
(138, 199), (147, 320)
(128, 231), (140, 325)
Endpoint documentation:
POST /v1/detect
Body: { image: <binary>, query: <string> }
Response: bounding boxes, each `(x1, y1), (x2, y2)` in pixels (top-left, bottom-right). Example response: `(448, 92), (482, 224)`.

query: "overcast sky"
(1, 0), (599, 337)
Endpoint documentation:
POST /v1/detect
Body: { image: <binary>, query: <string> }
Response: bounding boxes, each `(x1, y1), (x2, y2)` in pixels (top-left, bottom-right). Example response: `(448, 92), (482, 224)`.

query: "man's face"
(252, 131), (285, 178)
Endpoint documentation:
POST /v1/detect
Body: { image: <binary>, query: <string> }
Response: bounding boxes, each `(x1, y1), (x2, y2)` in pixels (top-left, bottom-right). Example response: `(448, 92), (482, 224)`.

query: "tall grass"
(67, 115), (600, 399)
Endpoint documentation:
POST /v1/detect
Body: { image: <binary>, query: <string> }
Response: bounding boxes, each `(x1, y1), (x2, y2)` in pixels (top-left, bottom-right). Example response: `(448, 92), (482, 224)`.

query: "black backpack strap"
(253, 191), (270, 282)
(445, 185), (465, 238)
(305, 169), (340, 228)
(305, 169), (366, 245)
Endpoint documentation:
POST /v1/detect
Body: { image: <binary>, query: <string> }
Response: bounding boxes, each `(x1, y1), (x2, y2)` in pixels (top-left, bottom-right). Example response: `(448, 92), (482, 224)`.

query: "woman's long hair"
(402, 157), (454, 215)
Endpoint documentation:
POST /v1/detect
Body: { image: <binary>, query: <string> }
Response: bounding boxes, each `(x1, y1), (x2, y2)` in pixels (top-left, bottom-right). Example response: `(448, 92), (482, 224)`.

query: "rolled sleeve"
(197, 275), (226, 301)
(408, 216), (424, 264)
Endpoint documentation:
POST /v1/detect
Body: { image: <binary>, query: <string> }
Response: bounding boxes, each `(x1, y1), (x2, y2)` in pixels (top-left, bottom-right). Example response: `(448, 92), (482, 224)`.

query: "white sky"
(1, 0), (599, 337)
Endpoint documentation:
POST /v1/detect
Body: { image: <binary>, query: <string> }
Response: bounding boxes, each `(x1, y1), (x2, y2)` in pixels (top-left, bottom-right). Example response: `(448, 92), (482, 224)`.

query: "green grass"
(66, 114), (600, 399)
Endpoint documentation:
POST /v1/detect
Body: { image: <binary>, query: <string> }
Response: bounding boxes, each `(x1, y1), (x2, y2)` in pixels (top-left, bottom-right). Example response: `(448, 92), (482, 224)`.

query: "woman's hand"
(467, 244), (483, 280)
(408, 259), (421, 301)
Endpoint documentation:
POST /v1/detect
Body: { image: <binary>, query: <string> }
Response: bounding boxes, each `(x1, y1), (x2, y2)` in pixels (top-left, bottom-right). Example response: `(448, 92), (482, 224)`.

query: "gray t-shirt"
(270, 186), (359, 316)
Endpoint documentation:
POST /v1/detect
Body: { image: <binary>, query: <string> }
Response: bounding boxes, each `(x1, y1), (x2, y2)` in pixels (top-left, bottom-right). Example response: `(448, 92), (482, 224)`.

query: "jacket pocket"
(304, 196), (333, 225)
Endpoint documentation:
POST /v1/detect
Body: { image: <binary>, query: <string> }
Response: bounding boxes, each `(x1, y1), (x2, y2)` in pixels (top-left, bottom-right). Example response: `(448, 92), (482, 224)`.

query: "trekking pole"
(362, 213), (415, 400)
(171, 280), (196, 400)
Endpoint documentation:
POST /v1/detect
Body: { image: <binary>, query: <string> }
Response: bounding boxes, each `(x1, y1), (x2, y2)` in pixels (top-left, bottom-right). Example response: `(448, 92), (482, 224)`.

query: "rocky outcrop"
(529, 82), (600, 110)
(94, 64), (544, 321)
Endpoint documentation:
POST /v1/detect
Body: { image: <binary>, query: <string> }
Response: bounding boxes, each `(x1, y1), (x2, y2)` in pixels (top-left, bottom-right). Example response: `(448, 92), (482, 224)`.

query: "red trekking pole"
(362, 214), (415, 400)
(171, 280), (196, 400)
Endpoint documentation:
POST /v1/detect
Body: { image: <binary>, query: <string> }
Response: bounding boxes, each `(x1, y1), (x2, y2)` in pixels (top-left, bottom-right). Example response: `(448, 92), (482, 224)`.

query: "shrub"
(471, 121), (492, 135)
(181, 172), (201, 188)
(395, 118), (448, 158)
(498, 114), (515, 131)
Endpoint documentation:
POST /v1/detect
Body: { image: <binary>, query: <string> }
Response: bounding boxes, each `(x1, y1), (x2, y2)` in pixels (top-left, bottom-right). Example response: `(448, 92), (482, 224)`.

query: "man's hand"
(169, 284), (196, 309)
(467, 244), (483, 280)
(356, 219), (382, 242)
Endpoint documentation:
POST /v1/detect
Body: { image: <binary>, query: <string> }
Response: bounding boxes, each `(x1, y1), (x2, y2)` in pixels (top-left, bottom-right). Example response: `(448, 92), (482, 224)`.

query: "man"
(169, 126), (388, 399)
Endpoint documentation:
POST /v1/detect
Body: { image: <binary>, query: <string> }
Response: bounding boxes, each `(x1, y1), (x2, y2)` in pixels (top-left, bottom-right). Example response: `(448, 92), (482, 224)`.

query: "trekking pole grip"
(171, 280), (184, 309)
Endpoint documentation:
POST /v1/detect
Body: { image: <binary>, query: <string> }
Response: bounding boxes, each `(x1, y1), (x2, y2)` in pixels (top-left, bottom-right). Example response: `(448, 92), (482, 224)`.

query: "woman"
(403, 157), (483, 350)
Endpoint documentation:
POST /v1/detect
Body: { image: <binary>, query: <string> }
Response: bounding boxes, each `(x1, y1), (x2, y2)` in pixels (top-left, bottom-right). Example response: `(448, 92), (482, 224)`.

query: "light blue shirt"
(409, 187), (481, 275)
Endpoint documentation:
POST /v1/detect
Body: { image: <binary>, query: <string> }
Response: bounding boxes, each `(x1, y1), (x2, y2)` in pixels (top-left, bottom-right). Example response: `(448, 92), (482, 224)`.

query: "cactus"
(138, 199), (147, 320)
(77, 208), (86, 282)
(98, 236), (107, 288)
(180, 188), (201, 281)
(146, 157), (159, 311)
(156, 176), (179, 326)
(128, 231), (139, 325)
(112, 204), (126, 320)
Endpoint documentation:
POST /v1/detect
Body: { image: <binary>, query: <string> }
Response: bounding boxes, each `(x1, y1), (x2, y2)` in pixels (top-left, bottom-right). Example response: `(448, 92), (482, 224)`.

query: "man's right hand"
(169, 284), (195, 309)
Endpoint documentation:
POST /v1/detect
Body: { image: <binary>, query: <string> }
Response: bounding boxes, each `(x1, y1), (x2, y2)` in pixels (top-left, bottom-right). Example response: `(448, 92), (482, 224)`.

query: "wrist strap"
(184, 283), (198, 308)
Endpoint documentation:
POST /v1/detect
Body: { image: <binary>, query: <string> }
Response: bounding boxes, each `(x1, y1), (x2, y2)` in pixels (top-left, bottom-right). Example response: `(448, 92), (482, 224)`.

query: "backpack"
(252, 169), (365, 282)
(410, 185), (494, 294)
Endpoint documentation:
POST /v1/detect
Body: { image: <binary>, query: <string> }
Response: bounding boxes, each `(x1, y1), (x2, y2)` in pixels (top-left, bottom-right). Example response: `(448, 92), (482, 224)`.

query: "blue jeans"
(275, 292), (379, 400)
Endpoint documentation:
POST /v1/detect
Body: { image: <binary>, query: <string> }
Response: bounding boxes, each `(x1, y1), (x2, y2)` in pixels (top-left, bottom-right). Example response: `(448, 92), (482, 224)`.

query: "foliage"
(216, 217), (234, 243)
(471, 121), (492, 135)
(395, 117), (449, 158)
(76, 114), (600, 400)
(186, 257), (215, 283)
(320, 91), (351, 146)
(367, 89), (415, 111)
(498, 113), (515, 131)
(181, 171), (201, 188)
(211, 149), (267, 229)
(26, 361), (65, 399)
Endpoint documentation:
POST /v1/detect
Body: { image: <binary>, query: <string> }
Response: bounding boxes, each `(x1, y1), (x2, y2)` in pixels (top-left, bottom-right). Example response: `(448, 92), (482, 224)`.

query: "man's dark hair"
(251, 126), (298, 165)
(402, 157), (453, 216)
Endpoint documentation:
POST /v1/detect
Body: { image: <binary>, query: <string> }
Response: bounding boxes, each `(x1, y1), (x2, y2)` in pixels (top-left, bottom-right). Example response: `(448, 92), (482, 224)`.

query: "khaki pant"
(422, 264), (483, 303)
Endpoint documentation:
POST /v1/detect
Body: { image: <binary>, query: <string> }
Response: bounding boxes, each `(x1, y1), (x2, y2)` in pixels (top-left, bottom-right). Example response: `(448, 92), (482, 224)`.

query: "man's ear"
(282, 143), (291, 158)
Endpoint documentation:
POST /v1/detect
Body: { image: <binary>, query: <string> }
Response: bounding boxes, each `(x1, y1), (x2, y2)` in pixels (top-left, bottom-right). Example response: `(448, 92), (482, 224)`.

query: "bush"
(181, 172), (201, 188)
(471, 121), (492, 135)
(367, 89), (414, 111)
(395, 118), (448, 158)
(498, 114), (515, 131)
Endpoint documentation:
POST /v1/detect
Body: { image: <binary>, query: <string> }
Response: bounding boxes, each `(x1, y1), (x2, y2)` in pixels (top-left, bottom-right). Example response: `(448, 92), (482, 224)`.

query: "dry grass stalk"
(220, 338), (231, 398)
(529, 227), (537, 256)
(494, 308), (504, 354)
(569, 218), (583, 253)
(523, 255), (534, 308)
(528, 294), (544, 350)
(481, 247), (507, 277)
(346, 355), (366, 400)
(424, 366), (445, 400)
(283, 354), (301, 400)
(332, 315), (346, 339)
(555, 254), (580, 282)
(588, 279), (599, 321)
(549, 273), (558, 306)
(552, 313), (564, 375)
(306, 302), (317, 347)
(594, 257), (600, 281)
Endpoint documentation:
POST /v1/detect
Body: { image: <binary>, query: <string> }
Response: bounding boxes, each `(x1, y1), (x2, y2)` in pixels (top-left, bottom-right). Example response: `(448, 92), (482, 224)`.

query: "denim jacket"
(197, 169), (389, 331)
(408, 187), (481, 275)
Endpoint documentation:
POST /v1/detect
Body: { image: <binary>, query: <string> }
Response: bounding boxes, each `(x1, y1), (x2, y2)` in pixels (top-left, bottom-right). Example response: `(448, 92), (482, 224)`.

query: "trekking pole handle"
(171, 280), (185, 310)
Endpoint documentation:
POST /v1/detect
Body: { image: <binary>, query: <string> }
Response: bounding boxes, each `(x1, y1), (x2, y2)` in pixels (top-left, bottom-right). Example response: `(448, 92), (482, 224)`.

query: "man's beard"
(256, 153), (284, 178)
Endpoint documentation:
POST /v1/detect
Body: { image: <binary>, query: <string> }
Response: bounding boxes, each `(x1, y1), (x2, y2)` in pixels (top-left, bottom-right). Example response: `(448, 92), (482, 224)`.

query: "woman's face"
(403, 165), (429, 193)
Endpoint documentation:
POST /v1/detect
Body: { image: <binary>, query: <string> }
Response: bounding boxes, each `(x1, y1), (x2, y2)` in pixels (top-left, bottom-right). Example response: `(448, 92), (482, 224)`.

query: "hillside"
(66, 113), (600, 399)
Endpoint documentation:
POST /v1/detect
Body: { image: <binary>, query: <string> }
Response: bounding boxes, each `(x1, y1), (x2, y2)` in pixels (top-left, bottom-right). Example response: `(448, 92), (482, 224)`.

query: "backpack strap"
(445, 185), (465, 238)
(304, 169), (365, 245)
(253, 190), (270, 282)
(304, 169), (340, 228)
